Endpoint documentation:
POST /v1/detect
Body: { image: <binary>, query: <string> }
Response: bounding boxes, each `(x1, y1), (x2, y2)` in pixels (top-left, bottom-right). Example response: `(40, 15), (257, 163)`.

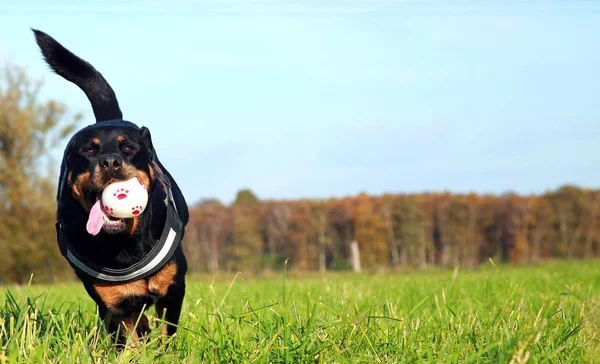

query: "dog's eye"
(123, 146), (134, 154)
(86, 148), (96, 156)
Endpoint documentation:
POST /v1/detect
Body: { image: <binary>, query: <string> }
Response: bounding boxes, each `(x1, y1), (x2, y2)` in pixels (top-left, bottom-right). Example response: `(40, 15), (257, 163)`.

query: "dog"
(32, 29), (189, 345)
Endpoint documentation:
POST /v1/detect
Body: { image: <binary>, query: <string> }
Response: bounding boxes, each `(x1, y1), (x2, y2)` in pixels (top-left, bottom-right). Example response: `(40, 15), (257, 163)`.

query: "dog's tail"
(32, 29), (122, 122)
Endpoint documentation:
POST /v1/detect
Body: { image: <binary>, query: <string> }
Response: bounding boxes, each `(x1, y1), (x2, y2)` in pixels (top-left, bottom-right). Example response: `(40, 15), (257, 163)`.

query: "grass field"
(1, 260), (599, 363)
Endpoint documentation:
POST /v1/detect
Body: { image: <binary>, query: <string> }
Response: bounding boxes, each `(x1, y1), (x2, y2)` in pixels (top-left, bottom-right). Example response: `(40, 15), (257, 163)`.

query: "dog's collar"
(56, 163), (182, 284)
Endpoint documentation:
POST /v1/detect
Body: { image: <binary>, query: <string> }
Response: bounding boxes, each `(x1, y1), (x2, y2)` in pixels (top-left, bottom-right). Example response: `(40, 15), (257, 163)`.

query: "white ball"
(101, 177), (149, 218)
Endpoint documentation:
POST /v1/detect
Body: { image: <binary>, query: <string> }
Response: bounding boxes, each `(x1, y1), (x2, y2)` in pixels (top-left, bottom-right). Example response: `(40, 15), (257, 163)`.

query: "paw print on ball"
(131, 205), (143, 216)
(104, 205), (115, 215)
(113, 188), (130, 200)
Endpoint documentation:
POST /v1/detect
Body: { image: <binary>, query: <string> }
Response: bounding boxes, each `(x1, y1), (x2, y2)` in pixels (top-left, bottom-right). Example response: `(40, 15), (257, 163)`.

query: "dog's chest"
(92, 261), (177, 311)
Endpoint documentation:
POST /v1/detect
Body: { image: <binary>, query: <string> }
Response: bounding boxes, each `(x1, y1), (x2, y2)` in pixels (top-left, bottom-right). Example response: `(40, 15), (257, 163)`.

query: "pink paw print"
(113, 188), (130, 200)
(104, 205), (114, 215)
(131, 206), (143, 216)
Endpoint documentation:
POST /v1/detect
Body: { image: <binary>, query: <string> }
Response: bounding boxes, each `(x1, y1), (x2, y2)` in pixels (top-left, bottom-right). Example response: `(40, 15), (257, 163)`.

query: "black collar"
(56, 165), (183, 284)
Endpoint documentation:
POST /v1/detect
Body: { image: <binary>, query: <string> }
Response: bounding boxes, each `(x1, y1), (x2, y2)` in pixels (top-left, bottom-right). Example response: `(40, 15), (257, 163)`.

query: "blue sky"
(1, 1), (599, 204)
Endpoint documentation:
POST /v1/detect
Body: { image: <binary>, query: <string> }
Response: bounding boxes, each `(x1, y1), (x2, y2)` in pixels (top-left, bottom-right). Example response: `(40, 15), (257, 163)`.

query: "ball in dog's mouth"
(85, 178), (147, 236)
(86, 192), (129, 235)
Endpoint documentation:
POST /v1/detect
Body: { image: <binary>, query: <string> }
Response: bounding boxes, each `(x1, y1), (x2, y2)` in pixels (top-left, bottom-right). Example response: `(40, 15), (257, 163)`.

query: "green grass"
(1, 260), (599, 363)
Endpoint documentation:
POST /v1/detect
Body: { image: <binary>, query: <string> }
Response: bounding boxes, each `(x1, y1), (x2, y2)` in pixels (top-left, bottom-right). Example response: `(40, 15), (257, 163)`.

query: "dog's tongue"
(86, 200), (106, 236)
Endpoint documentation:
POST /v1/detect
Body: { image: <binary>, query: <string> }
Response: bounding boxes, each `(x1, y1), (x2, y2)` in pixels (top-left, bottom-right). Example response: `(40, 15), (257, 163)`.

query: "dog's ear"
(32, 28), (123, 122)
(139, 127), (156, 161)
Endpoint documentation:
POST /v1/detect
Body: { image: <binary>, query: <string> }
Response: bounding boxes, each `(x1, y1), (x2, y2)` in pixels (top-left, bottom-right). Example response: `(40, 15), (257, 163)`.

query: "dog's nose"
(99, 155), (122, 174)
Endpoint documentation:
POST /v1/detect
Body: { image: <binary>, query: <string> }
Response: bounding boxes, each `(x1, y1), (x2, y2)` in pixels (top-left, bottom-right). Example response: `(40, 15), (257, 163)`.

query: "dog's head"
(62, 122), (158, 233)
(33, 29), (164, 235)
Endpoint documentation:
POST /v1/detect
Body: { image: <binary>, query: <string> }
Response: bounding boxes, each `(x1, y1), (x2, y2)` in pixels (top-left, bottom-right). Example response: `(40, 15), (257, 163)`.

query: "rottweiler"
(32, 29), (189, 345)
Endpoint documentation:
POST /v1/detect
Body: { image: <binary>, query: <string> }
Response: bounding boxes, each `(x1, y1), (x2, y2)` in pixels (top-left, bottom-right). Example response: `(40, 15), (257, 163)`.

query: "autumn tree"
(548, 185), (590, 258)
(264, 201), (291, 270)
(496, 193), (529, 264)
(379, 194), (401, 268)
(430, 193), (452, 265)
(352, 193), (388, 270)
(287, 201), (314, 270)
(0, 64), (80, 283)
(186, 199), (229, 272)
(478, 196), (502, 262)
(393, 195), (429, 267)
(220, 205), (261, 272)
(583, 189), (599, 258)
(234, 189), (260, 207)
(527, 195), (556, 262)
(308, 200), (330, 273)
(327, 201), (354, 270)
(444, 195), (481, 267)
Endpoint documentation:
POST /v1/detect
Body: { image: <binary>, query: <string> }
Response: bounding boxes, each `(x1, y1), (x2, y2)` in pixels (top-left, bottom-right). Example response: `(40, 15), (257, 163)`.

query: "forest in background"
(184, 186), (600, 274)
(1, 63), (598, 283)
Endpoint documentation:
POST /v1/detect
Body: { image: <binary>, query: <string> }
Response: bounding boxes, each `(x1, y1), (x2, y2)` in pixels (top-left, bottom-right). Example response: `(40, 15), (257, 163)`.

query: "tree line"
(184, 186), (600, 273)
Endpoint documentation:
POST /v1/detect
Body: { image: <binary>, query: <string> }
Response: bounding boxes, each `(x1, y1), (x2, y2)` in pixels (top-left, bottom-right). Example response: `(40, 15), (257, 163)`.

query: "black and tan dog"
(32, 29), (188, 344)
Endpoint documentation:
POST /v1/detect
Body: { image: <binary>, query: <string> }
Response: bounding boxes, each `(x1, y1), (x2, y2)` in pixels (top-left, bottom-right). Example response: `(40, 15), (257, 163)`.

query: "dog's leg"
(96, 299), (150, 345)
(121, 310), (151, 341)
(96, 306), (126, 346)
(104, 309), (151, 346)
(85, 283), (125, 344)
(90, 280), (151, 345)
(155, 279), (186, 336)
